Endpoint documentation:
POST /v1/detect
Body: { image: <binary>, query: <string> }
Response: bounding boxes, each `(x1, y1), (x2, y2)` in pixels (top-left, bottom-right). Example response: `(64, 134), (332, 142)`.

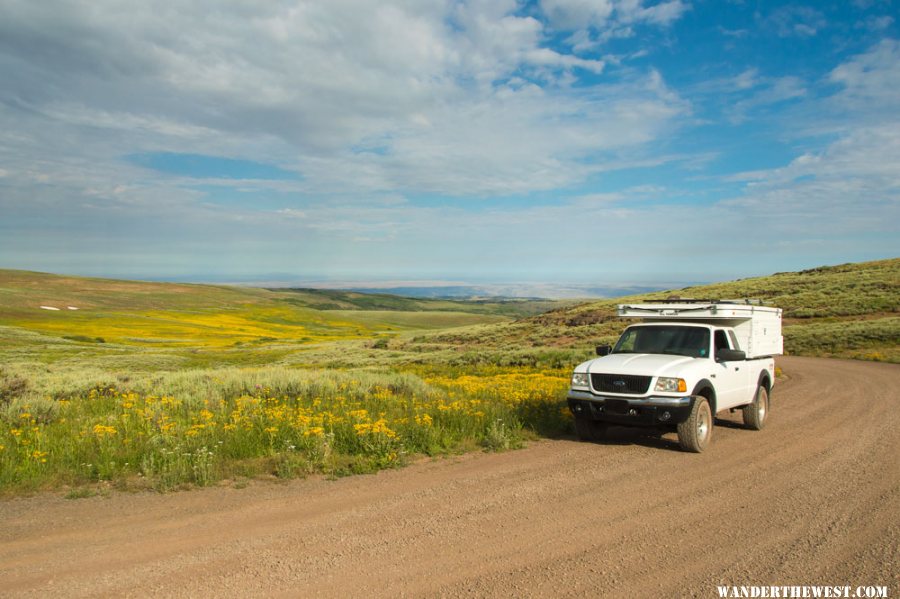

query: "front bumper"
(567, 389), (694, 427)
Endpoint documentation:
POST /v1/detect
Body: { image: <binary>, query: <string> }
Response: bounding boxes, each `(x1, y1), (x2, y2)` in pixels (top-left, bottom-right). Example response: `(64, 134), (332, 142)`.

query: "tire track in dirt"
(1, 357), (897, 597)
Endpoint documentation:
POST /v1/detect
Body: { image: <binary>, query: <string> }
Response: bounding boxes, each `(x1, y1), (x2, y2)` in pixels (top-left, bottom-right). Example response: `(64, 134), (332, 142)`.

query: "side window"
(616, 329), (636, 352)
(727, 330), (741, 351)
(714, 330), (731, 355)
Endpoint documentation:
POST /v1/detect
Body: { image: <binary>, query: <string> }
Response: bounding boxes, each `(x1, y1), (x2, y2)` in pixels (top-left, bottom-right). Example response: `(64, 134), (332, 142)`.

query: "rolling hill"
(0, 259), (896, 372)
(271, 287), (564, 316)
(400, 258), (900, 364)
(0, 270), (547, 349)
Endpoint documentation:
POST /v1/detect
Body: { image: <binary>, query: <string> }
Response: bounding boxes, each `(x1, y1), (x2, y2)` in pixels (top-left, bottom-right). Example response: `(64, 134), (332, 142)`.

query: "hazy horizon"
(2, 265), (702, 299)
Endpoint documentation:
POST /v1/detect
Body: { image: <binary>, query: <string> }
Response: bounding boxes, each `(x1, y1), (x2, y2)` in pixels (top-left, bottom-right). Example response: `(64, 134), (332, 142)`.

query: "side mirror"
(716, 348), (746, 362)
(596, 344), (612, 356)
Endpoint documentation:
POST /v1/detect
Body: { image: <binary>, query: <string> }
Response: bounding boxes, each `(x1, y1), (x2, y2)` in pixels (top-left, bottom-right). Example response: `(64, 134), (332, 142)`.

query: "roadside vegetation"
(0, 258), (896, 494)
(0, 365), (569, 493)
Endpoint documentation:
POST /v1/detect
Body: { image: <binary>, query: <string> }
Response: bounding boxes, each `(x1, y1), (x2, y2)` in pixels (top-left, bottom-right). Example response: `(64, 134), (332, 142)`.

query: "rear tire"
(677, 397), (712, 453)
(573, 416), (608, 442)
(742, 385), (769, 430)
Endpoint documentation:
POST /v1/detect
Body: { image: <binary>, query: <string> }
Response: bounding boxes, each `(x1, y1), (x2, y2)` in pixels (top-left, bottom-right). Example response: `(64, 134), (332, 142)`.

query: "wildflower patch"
(0, 368), (573, 492)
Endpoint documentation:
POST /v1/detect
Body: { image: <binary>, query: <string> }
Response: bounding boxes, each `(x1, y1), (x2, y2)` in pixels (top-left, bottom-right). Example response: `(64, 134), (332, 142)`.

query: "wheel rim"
(758, 389), (768, 422)
(697, 403), (710, 440)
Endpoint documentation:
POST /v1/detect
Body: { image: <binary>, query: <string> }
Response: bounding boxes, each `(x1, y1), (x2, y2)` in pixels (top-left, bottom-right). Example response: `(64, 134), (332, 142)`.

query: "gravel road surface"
(1, 357), (898, 597)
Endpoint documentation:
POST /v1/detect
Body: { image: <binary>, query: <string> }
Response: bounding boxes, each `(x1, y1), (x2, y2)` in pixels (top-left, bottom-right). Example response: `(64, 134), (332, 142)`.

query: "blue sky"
(0, 0), (898, 290)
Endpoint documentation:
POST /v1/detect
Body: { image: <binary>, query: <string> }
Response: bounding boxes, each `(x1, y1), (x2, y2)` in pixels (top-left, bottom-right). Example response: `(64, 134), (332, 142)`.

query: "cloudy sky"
(1, 0), (898, 288)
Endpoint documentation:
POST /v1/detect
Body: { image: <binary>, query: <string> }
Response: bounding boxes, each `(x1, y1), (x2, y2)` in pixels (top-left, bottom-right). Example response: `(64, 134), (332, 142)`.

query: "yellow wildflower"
(186, 423), (206, 437)
(354, 419), (397, 439)
(93, 424), (117, 437)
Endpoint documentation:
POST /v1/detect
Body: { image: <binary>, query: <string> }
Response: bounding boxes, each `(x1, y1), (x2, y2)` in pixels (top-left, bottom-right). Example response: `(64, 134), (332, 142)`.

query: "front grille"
(591, 373), (652, 395)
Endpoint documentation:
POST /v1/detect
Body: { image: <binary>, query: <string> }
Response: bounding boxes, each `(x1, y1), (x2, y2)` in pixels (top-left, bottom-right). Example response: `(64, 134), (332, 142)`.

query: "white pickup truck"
(567, 300), (783, 452)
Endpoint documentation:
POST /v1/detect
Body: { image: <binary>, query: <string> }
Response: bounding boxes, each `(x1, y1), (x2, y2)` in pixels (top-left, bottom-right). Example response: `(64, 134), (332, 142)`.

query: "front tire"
(677, 397), (712, 453)
(573, 416), (608, 442)
(742, 385), (769, 430)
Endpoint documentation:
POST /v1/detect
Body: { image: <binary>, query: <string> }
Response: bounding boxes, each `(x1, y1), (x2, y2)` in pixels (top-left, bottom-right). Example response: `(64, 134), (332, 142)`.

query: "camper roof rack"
(653, 298), (764, 305)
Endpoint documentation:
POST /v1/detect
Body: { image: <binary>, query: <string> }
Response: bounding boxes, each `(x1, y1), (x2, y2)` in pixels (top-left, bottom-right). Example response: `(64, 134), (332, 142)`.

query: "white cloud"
(728, 76), (806, 122)
(726, 124), (900, 200)
(0, 0), (688, 200)
(541, 0), (688, 31)
(858, 15), (894, 32)
(294, 70), (688, 196)
(732, 68), (761, 91)
(541, 0), (689, 53)
(717, 42), (900, 239)
(687, 67), (806, 124)
(766, 5), (827, 38)
(828, 39), (900, 118)
(541, 0), (616, 30)
(618, 0), (689, 26)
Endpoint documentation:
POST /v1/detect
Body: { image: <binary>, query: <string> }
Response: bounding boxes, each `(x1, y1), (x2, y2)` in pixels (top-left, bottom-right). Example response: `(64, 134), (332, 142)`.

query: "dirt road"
(1, 357), (898, 597)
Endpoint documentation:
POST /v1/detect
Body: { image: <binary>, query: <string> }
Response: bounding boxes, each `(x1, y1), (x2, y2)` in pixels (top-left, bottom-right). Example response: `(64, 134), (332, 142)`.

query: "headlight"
(571, 372), (589, 389)
(655, 377), (687, 393)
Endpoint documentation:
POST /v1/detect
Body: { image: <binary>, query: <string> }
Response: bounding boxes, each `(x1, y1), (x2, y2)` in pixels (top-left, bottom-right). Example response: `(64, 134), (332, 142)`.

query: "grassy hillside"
(273, 287), (564, 317)
(399, 258), (900, 364)
(0, 270), (524, 348)
(2, 260), (896, 376)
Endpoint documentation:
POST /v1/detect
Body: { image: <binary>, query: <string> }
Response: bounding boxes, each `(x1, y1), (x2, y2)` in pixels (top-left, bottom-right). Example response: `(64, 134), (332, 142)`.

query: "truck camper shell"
(617, 300), (783, 359)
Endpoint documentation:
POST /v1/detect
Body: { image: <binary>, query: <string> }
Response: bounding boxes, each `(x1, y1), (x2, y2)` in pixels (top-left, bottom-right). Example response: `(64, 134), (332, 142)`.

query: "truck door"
(713, 329), (748, 410)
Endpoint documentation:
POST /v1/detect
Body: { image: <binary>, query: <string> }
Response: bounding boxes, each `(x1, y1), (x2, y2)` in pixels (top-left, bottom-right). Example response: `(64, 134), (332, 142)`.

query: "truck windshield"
(612, 326), (710, 358)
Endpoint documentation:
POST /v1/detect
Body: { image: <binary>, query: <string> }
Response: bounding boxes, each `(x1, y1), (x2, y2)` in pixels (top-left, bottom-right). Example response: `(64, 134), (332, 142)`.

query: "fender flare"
(757, 369), (772, 395)
(691, 379), (717, 414)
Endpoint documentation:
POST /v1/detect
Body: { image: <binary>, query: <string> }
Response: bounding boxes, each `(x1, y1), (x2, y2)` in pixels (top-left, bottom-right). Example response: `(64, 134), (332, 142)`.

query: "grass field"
(0, 259), (897, 495)
(319, 310), (508, 331)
